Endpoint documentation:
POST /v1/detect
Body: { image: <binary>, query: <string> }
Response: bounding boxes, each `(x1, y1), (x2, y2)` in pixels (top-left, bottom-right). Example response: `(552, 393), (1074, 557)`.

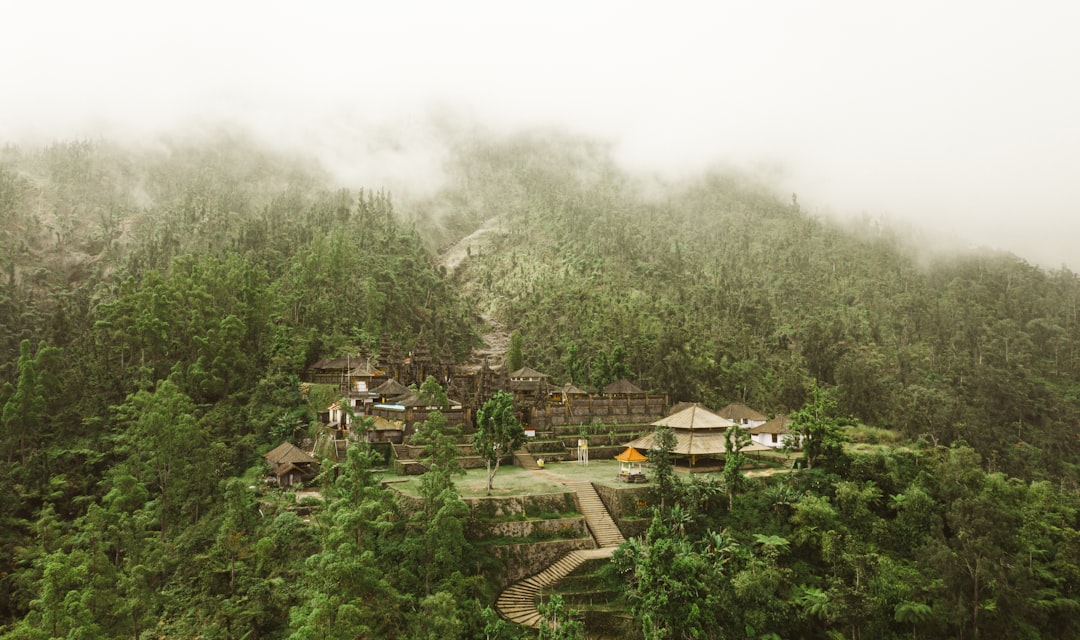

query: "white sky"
(4, 1), (1080, 268)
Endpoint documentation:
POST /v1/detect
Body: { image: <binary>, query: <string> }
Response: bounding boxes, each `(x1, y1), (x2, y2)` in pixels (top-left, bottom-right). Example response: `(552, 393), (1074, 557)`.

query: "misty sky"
(5, 1), (1080, 268)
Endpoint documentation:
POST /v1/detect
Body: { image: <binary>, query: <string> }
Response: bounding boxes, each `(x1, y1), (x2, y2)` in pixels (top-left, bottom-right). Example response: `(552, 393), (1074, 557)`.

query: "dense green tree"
(117, 374), (209, 541)
(649, 426), (678, 512)
(472, 391), (524, 493)
(506, 330), (524, 373)
(289, 445), (402, 639)
(789, 384), (851, 471)
(8, 127), (1080, 639)
(722, 425), (751, 511)
(537, 594), (584, 640)
(1, 340), (60, 464)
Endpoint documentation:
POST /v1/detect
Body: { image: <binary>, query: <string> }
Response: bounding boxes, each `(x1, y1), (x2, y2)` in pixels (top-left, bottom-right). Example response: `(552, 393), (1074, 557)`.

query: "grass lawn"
(542, 459), (656, 488)
(391, 455), (813, 498)
(393, 464), (568, 498)
(392, 460), (661, 497)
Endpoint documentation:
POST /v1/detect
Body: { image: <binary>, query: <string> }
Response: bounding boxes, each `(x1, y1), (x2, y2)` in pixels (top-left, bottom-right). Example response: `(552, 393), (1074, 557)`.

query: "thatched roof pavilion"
(625, 404), (769, 467)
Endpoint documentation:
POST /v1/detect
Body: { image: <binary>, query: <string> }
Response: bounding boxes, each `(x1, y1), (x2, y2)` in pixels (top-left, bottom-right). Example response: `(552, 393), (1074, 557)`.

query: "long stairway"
(561, 480), (625, 547)
(495, 478), (625, 628)
(495, 548), (615, 628)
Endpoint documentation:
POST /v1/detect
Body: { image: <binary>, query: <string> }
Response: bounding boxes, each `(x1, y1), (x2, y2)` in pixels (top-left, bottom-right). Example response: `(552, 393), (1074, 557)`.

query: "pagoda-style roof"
(623, 404), (770, 457)
(263, 442), (319, 479)
(511, 380), (544, 393)
(383, 392), (425, 408)
(668, 401), (708, 415)
(371, 378), (410, 397)
(750, 415), (793, 435)
(603, 379), (644, 395)
(560, 383), (589, 396)
(614, 446), (648, 463)
(347, 363), (385, 378)
(652, 404), (735, 431)
(509, 366), (549, 380)
(716, 403), (768, 422)
(310, 355), (353, 370)
(264, 442), (318, 466)
(625, 430), (770, 456)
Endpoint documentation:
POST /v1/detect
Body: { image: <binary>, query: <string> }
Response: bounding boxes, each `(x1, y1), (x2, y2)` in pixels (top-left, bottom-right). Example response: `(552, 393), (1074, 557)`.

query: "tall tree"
(789, 384), (851, 471)
(472, 391), (524, 493)
(649, 426), (678, 512)
(722, 425), (751, 511)
(1, 340), (59, 464)
(118, 374), (208, 541)
(506, 330), (524, 373)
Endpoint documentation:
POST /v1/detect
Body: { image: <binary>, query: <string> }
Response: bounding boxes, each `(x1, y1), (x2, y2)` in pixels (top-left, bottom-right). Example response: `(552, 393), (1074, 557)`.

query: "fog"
(4, 1), (1079, 268)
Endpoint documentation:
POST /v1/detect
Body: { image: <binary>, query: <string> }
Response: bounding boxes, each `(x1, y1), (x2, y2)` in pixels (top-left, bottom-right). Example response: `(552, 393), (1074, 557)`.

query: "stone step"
(514, 449), (540, 470)
(495, 481), (624, 628)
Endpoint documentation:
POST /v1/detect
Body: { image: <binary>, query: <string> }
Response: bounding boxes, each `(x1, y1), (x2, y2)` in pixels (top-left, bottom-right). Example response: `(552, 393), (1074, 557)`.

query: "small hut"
(716, 403), (768, 428)
(750, 415), (800, 449)
(264, 442), (320, 487)
(602, 379), (646, 398)
(614, 446), (648, 482)
(509, 366), (551, 406)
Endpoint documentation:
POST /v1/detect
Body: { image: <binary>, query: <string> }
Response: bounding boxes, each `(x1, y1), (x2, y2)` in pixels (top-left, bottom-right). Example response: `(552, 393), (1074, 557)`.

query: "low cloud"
(4, 1), (1079, 268)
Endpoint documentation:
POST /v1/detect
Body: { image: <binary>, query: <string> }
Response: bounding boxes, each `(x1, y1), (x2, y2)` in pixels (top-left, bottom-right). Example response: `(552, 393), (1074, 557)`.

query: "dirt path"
(438, 217), (505, 276)
(437, 218), (511, 365)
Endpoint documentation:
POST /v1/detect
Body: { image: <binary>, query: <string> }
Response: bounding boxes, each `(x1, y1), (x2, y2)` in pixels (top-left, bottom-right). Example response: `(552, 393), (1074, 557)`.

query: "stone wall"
(593, 483), (651, 520)
(464, 491), (578, 520)
(487, 538), (597, 586)
(369, 405), (467, 430)
(481, 516), (587, 540)
(527, 395), (668, 428)
(593, 482), (652, 539)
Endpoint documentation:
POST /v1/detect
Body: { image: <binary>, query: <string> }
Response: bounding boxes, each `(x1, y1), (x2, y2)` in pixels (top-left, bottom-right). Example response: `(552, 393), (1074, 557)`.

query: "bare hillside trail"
(437, 217), (505, 276)
(437, 218), (511, 365)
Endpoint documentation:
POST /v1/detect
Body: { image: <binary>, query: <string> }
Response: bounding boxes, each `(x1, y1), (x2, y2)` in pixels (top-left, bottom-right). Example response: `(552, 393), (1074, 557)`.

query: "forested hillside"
(3, 129), (1080, 638)
(429, 129), (1080, 481)
(0, 135), (483, 636)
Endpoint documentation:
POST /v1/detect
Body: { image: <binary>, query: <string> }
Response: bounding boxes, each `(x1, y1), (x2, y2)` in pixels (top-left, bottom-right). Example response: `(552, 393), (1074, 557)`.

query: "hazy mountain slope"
(425, 131), (1080, 480)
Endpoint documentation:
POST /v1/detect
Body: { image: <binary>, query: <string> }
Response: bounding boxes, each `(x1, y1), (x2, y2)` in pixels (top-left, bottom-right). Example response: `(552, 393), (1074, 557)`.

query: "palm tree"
(795, 585), (835, 633)
(894, 602), (933, 640)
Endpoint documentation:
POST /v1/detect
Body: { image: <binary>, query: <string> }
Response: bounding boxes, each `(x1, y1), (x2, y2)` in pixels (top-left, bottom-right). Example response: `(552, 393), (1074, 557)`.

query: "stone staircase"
(561, 480), (625, 548)
(495, 547), (615, 628)
(495, 478), (625, 629)
(514, 449), (540, 470)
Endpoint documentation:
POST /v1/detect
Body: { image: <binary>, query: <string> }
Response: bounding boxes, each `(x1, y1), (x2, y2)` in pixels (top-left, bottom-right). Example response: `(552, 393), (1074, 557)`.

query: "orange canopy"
(614, 446), (648, 463)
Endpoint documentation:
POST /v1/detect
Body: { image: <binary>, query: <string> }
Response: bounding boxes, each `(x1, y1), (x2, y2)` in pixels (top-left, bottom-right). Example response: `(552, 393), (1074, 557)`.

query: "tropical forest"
(3, 127), (1080, 640)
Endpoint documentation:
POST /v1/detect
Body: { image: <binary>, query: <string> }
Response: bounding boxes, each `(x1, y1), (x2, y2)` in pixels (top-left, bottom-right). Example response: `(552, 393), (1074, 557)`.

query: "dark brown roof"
(559, 383), (589, 396)
(603, 379), (644, 395)
(347, 363), (385, 377)
(749, 415), (792, 435)
(264, 442), (318, 467)
(716, 403), (767, 422)
(372, 378), (410, 396)
(511, 379), (545, 392)
(310, 356), (352, 370)
(386, 392), (425, 407)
